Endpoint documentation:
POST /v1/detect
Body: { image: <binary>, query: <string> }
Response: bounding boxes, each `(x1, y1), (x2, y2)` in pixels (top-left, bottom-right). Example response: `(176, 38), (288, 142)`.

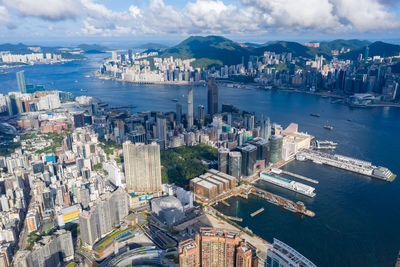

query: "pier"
(250, 187), (315, 217)
(299, 149), (396, 182)
(224, 215), (243, 222)
(281, 170), (319, 184)
(250, 208), (264, 217)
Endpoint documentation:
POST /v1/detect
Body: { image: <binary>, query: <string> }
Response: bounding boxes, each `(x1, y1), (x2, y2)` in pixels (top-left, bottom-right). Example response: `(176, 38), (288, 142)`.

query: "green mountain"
(339, 41), (400, 60)
(161, 36), (252, 68)
(256, 41), (318, 58)
(317, 39), (370, 54)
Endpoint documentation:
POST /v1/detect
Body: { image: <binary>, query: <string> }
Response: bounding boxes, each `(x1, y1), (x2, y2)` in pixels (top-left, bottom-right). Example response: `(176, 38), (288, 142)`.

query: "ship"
(260, 173), (316, 197)
(396, 250), (400, 267)
(324, 125), (333, 130)
(310, 113), (320, 117)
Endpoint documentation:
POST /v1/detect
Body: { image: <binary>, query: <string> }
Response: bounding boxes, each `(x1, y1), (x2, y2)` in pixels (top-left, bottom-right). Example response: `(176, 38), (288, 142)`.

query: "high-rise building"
(228, 152), (242, 180)
(16, 71), (27, 93)
(79, 188), (128, 248)
(178, 228), (256, 267)
(244, 113), (255, 130)
(179, 239), (198, 267)
(198, 105), (205, 126)
(269, 135), (283, 164)
(123, 141), (162, 194)
(156, 115), (167, 149)
(207, 77), (218, 116)
(187, 87), (194, 128)
(238, 144), (258, 177)
(73, 113), (85, 128)
(260, 116), (271, 140)
(218, 148), (229, 174)
(176, 103), (182, 123)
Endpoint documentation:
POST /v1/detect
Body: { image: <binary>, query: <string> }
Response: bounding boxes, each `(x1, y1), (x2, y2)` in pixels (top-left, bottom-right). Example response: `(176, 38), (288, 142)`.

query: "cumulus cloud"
(0, 5), (15, 29)
(0, 0), (83, 21)
(79, 0), (400, 36)
(0, 0), (399, 36)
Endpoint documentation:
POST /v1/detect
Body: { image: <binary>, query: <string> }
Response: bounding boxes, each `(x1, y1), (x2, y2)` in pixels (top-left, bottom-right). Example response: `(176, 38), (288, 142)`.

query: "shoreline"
(94, 74), (400, 108)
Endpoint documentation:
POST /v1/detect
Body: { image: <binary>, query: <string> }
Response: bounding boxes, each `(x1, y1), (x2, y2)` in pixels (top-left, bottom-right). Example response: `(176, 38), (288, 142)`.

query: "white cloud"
(0, 0), (83, 21)
(0, 5), (15, 29)
(332, 0), (399, 31)
(0, 0), (399, 36)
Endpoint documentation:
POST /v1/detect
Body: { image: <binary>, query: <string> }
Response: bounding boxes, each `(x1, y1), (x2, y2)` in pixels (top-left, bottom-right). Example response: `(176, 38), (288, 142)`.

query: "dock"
(281, 170), (319, 184)
(250, 208), (264, 217)
(250, 187), (315, 217)
(224, 215), (243, 222)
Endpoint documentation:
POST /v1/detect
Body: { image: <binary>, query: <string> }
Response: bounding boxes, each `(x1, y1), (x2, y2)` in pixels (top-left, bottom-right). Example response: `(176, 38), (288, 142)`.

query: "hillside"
(255, 41), (319, 58)
(339, 41), (400, 60)
(317, 39), (370, 54)
(161, 36), (252, 68)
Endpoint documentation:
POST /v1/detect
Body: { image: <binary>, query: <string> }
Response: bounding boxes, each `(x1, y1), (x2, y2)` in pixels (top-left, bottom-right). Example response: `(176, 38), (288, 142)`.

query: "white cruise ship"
(260, 173), (316, 197)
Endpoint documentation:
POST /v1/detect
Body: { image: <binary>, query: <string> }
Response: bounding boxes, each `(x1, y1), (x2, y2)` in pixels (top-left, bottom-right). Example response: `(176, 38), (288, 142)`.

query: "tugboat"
(310, 113), (320, 117)
(324, 125), (333, 130)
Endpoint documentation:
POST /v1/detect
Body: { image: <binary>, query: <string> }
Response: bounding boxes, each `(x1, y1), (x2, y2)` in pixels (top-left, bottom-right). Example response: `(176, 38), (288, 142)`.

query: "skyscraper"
(260, 116), (272, 140)
(187, 87), (193, 128)
(198, 105), (205, 126)
(228, 152), (242, 180)
(16, 71), (27, 93)
(123, 141), (162, 194)
(156, 115), (167, 149)
(218, 148), (229, 174)
(207, 77), (218, 116)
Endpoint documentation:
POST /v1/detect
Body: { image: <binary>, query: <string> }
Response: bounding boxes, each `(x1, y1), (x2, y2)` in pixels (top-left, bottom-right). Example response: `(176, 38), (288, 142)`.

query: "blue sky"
(0, 0), (399, 46)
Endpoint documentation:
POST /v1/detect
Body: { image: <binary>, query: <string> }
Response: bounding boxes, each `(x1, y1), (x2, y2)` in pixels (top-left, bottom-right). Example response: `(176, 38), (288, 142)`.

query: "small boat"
(85, 75), (91, 78)
(324, 125), (333, 130)
(74, 80), (78, 83)
(171, 99), (178, 102)
(80, 89), (88, 92)
(310, 113), (320, 117)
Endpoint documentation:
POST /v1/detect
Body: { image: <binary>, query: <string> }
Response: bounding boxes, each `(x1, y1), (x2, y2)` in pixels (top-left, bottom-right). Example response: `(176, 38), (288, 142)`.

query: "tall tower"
(198, 105), (205, 126)
(260, 116), (271, 140)
(123, 141), (162, 195)
(187, 87), (193, 128)
(364, 46), (369, 64)
(207, 77), (218, 116)
(176, 103), (182, 123)
(16, 71), (27, 93)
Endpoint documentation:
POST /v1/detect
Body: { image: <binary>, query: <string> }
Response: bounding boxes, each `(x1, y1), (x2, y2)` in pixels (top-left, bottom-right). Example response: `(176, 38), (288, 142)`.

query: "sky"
(0, 0), (399, 46)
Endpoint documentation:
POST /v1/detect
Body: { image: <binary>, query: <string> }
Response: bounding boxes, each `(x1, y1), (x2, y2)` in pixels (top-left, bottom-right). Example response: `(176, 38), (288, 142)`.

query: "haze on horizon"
(0, 0), (399, 46)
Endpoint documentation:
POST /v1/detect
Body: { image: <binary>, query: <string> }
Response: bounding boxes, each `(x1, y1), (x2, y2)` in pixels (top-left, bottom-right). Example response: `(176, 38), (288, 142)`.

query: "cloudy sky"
(0, 0), (399, 45)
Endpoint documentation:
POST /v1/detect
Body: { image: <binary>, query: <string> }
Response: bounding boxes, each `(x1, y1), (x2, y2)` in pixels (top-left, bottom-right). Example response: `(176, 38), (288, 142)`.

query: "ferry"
(310, 113), (320, 117)
(260, 173), (316, 197)
(324, 125), (333, 130)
